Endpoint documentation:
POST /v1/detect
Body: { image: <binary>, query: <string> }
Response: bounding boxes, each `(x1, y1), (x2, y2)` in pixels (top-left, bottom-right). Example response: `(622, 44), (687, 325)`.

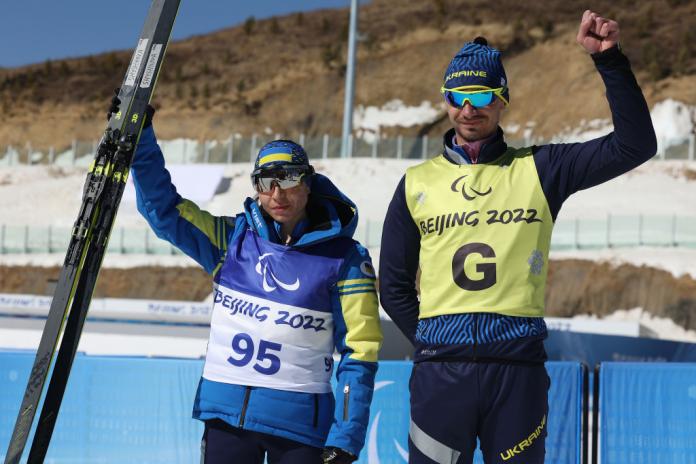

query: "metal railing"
(1, 133), (694, 166)
(2, 215), (695, 255)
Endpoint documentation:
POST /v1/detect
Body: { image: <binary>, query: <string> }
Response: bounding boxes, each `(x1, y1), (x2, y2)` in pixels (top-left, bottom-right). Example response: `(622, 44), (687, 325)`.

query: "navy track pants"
(200, 419), (323, 464)
(408, 361), (549, 464)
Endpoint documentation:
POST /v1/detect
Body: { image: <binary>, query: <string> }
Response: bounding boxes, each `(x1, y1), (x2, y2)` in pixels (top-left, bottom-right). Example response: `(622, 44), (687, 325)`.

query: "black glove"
(106, 87), (156, 128)
(321, 447), (357, 464)
(142, 104), (155, 128)
(106, 88), (121, 122)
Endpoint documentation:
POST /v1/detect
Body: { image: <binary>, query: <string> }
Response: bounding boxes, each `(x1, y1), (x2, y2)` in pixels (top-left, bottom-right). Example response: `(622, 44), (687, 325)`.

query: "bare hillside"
(0, 0), (694, 149)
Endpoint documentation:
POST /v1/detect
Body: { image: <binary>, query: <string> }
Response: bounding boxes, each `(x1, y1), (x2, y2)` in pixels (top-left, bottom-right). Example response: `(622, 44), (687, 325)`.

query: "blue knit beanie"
(443, 37), (509, 103)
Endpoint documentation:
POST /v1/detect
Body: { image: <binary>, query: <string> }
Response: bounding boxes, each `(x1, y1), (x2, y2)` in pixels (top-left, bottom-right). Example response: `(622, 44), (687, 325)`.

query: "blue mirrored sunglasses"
(440, 86), (508, 108)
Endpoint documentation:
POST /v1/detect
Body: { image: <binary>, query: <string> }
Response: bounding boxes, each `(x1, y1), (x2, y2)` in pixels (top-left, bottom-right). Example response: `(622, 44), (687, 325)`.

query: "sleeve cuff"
(590, 44), (626, 66)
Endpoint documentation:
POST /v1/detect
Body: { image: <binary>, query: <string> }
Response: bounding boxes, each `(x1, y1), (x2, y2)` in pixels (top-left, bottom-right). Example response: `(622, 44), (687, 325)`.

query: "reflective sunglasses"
(251, 166), (314, 193)
(440, 86), (508, 108)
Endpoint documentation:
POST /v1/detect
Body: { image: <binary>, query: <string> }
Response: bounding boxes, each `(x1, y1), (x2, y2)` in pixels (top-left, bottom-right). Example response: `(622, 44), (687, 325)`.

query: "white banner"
(122, 164), (225, 204)
(0, 293), (212, 324)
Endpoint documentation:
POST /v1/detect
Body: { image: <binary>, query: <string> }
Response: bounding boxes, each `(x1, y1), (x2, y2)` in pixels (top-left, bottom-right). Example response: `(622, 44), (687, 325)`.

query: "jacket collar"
(442, 127), (508, 165)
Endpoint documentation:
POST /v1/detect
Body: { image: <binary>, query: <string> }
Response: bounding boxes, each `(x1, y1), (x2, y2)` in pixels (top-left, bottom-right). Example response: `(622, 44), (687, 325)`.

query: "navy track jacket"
(379, 45), (657, 362)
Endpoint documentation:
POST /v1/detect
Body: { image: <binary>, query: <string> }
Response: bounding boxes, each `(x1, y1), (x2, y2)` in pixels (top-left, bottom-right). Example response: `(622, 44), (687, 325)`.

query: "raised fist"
(576, 10), (620, 54)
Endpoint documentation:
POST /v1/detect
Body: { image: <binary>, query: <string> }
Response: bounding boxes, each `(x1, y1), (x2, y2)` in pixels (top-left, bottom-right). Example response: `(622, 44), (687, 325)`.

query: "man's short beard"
(455, 127), (496, 144)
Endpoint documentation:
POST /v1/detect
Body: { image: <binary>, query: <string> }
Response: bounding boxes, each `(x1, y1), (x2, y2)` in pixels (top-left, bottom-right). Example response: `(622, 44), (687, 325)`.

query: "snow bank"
(573, 308), (696, 343)
(550, 99), (695, 151)
(353, 99), (442, 142)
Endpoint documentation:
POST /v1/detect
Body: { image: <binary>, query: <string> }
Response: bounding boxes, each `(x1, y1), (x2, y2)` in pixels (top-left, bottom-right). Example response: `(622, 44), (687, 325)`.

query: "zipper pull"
(343, 384), (351, 421)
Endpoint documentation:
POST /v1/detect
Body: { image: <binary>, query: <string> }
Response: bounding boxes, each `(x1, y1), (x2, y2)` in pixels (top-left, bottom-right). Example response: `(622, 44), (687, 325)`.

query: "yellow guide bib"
(405, 148), (553, 319)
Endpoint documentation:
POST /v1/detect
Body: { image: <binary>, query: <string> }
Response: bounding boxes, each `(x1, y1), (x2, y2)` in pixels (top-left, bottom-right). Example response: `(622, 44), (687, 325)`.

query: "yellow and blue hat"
(251, 140), (314, 190)
(443, 37), (509, 103)
(253, 139), (310, 171)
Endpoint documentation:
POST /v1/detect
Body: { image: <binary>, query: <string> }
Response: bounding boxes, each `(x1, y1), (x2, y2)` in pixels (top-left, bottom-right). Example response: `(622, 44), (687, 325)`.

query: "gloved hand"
(321, 447), (357, 464)
(106, 88), (121, 122)
(106, 88), (155, 128)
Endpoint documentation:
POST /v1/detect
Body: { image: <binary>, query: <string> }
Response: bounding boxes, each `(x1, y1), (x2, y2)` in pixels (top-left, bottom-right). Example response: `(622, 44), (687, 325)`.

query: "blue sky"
(0, 1), (358, 68)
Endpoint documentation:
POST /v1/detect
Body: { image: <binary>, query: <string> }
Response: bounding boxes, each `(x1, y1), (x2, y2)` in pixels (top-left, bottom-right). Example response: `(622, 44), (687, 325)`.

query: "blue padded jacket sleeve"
(325, 244), (382, 456)
(378, 176), (420, 343)
(131, 126), (233, 274)
(533, 46), (658, 219)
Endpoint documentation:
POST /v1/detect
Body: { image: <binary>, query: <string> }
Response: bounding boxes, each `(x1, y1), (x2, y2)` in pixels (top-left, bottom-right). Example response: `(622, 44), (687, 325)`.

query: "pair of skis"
(3, 1), (180, 462)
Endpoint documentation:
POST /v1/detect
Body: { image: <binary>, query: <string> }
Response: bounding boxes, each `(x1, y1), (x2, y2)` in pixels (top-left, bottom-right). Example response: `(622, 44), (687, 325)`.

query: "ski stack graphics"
(3, 1), (180, 463)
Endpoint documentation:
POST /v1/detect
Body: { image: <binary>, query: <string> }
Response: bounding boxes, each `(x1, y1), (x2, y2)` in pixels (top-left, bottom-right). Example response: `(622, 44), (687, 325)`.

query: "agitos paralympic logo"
(255, 253), (300, 292)
(450, 175), (492, 201)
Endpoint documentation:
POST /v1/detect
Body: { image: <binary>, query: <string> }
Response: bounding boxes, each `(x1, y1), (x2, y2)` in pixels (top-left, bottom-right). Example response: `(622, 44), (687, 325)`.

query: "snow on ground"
(547, 99), (695, 146)
(0, 324), (208, 358)
(352, 98), (695, 152)
(1, 159), (695, 305)
(0, 252), (199, 268)
(1, 159), (695, 229)
(550, 246), (696, 280)
(547, 118), (614, 143)
(353, 99), (442, 142)
(650, 99), (695, 153)
(557, 160), (696, 219)
(0, 166), (88, 228)
(572, 308), (696, 343)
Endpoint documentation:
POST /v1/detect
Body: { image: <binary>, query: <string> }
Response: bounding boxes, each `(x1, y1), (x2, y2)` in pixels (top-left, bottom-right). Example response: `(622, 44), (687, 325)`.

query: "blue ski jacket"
(131, 127), (382, 456)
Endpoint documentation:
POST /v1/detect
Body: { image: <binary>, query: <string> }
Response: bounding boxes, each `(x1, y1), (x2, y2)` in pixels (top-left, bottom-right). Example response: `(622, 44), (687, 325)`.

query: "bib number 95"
(227, 333), (282, 375)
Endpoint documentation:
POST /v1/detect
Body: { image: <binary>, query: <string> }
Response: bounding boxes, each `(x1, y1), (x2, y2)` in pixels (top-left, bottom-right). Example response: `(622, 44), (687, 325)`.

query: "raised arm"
(131, 125), (235, 274)
(534, 11), (658, 219)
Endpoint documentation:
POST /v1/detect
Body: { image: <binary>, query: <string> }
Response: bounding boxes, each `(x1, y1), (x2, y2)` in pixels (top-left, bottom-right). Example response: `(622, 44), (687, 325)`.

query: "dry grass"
(0, 0), (694, 149)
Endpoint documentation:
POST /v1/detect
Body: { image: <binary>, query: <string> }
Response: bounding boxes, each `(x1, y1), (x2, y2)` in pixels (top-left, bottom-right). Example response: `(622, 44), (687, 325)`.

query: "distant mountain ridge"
(0, 0), (694, 149)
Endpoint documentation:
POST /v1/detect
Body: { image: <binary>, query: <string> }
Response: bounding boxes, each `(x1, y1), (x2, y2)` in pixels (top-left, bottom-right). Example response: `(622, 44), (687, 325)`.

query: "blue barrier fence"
(0, 353), (585, 464)
(0, 354), (204, 464)
(599, 363), (696, 464)
(545, 331), (696, 365)
(6, 354), (695, 463)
